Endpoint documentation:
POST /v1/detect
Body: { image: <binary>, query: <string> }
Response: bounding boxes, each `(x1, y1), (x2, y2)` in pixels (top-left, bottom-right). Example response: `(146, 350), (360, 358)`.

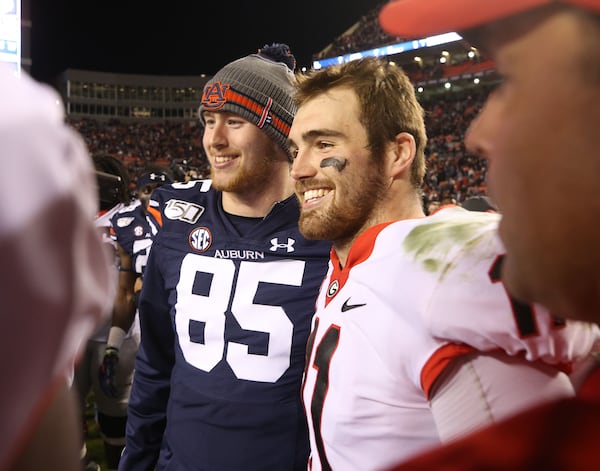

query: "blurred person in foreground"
(118, 44), (330, 471)
(287, 56), (599, 470)
(0, 65), (114, 471)
(378, 0), (600, 469)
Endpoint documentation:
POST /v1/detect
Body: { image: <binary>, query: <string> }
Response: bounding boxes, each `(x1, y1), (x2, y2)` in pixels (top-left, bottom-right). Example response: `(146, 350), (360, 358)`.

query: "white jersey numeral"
(132, 238), (153, 274)
(175, 254), (306, 382)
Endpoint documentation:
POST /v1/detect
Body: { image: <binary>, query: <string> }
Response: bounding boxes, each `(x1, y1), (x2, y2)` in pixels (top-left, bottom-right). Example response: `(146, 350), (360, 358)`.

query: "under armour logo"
(270, 237), (295, 253)
(149, 173), (166, 182)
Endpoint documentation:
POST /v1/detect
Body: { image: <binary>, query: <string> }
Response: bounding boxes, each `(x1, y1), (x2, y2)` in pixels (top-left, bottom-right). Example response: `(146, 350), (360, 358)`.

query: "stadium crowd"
(312, 2), (494, 87)
(421, 89), (490, 209)
(67, 118), (211, 185)
(66, 86), (490, 213)
(313, 2), (393, 59)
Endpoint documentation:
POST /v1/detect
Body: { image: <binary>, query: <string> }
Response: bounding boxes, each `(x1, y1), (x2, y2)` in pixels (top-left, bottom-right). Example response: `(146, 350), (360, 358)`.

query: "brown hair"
(294, 57), (427, 188)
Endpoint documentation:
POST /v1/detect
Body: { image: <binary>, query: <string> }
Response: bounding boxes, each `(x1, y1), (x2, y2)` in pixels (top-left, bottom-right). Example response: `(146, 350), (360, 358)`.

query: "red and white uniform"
(302, 206), (599, 471)
(0, 65), (114, 471)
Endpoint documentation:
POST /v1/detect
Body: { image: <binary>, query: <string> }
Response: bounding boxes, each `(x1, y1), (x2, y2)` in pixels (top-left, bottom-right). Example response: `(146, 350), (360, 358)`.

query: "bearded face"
(296, 154), (388, 243)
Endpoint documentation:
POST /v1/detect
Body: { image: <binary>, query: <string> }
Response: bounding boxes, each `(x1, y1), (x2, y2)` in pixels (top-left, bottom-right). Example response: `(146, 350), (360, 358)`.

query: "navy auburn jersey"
(110, 200), (159, 277)
(120, 180), (331, 471)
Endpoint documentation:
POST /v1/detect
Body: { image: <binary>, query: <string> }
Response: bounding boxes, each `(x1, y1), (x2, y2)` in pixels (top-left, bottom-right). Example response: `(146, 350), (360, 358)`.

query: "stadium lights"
(312, 32), (463, 70)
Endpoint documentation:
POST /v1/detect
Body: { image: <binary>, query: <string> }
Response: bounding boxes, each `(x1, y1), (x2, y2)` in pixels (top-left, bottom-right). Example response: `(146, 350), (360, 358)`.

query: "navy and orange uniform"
(110, 200), (159, 277)
(119, 180), (331, 471)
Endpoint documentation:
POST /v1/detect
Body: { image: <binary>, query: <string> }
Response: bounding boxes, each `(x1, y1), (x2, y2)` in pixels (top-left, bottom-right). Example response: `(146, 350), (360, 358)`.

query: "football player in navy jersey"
(119, 44), (331, 471)
(76, 153), (139, 471)
(99, 165), (174, 398)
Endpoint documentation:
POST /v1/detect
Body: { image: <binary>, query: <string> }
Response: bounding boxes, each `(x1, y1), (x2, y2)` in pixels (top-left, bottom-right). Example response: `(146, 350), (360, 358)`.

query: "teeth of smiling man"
(304, 189), (330, 202)
(215, 156), (235, 164)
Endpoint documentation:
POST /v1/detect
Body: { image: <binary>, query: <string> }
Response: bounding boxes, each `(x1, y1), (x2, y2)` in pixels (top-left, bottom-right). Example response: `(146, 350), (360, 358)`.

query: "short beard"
(299, 158), (388, 243)
(211, 147), (278, 195)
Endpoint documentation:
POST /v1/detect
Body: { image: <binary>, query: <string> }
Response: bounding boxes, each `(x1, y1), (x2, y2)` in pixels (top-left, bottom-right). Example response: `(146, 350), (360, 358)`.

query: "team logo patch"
(327, 280), (339, 297)
(134, 225), (144, 237)
(116, 217), (135, 227)
(201, 81), (231, 111)
(270, 237), (295, 253)
(164, 199), (204, 224)
(189, 227), (212, 252)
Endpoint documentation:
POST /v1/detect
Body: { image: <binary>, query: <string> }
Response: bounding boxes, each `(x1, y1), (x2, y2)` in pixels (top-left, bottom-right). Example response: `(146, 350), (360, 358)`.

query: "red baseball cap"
(379, 0), (600, 39)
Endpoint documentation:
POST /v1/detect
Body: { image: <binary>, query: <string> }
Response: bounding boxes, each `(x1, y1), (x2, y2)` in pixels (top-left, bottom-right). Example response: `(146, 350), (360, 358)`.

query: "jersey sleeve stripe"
(421, 343), (478, 399)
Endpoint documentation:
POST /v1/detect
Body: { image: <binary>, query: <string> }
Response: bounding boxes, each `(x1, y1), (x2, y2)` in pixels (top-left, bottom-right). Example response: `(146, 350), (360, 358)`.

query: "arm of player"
(118, 247), (175, 471)
(420, 227), (596, 442)
(99, 243), (138, 397)
(428, 350), (575, 442)
(111, 243), (139, 335)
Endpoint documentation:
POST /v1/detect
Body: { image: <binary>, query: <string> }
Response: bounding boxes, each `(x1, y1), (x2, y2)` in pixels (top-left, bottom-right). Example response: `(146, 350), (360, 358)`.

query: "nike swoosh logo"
(341, 298), (366, 312)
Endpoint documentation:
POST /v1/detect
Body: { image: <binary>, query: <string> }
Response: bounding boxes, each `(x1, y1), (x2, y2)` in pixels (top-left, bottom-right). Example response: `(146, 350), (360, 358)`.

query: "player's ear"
(387, 132), (415, 179)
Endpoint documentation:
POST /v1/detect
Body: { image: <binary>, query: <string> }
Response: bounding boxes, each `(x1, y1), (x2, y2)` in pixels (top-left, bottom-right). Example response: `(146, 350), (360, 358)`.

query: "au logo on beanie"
(198, 43), (298, 159)
(201, 82), (231, 111)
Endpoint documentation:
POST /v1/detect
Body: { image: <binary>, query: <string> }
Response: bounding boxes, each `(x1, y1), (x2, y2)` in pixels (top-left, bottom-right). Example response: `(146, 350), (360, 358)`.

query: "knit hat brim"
(199, 52), (297, 159)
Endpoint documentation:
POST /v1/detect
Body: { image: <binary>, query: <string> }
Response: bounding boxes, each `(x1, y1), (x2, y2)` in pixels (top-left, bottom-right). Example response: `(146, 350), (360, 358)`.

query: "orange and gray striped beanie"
(199, 43), (297, 160)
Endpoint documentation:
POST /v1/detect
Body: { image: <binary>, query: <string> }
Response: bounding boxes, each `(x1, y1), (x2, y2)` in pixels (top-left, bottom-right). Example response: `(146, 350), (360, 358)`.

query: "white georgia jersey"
(302, 206), (599, 471)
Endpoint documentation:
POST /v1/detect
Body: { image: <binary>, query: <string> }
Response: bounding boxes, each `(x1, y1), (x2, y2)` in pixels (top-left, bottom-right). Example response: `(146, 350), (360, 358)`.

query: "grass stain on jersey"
(403, 218), (493, 277)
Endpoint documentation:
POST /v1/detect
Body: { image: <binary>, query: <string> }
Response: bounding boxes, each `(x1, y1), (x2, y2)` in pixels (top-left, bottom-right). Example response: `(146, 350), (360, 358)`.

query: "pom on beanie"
(199, 43), (297, 159)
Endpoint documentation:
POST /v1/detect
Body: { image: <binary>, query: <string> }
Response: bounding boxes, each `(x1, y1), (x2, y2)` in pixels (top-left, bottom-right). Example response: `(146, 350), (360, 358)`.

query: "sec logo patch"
(189, 227), (212, 252)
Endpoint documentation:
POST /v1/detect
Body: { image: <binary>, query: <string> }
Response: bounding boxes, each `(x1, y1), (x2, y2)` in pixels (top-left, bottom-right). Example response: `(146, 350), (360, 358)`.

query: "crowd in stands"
(66, 85), (490, 213)
(67, 118), (210, 186)
(61, 3), (494, 208)
(420, 89), (490, 211)
(313, 2), (494, 87)
(314, 2), (393, 60)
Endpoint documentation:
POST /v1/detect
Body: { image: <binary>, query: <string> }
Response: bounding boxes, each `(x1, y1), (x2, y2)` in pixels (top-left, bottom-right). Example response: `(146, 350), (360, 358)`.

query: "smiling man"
(287, 56), (600, 471)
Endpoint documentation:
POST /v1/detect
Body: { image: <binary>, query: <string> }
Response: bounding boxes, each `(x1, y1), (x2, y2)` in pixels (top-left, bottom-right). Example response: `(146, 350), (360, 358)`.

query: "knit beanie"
(199, 43), (297, 159)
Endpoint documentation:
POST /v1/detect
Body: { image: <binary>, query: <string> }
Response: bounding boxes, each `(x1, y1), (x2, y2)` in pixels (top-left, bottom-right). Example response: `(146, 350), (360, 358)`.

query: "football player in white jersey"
(0, 64), (114, 471)
(288, 57), (600, 471)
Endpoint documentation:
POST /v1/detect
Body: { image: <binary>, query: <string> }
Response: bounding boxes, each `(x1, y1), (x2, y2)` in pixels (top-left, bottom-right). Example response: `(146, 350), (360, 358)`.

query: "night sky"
(29, 0), (378, 84)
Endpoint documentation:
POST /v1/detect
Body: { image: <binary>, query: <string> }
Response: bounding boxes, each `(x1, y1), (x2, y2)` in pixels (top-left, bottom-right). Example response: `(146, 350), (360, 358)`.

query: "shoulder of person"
(152, 179), (213, 201)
